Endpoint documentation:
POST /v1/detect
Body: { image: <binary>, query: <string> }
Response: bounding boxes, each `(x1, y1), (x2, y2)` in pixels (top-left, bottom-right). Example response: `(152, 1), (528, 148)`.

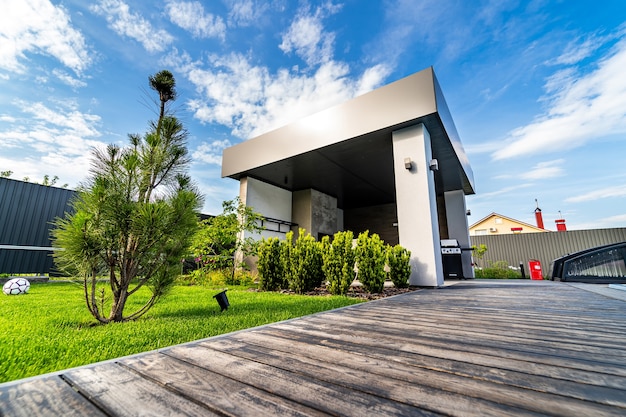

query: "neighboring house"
(469, 213), (547, 236)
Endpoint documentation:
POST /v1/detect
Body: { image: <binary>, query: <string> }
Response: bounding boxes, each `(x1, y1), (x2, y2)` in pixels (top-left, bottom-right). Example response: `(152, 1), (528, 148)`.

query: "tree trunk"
(109, 288), (129, 322)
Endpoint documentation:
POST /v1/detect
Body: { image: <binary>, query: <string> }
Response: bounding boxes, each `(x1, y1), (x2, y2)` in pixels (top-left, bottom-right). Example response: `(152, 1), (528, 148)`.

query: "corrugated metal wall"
(0, 178), (75, 274)
(470, 228), (626, 276)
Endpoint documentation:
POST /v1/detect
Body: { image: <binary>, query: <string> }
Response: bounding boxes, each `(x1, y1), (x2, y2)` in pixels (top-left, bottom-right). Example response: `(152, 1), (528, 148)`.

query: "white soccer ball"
(3, 278), (30, 295)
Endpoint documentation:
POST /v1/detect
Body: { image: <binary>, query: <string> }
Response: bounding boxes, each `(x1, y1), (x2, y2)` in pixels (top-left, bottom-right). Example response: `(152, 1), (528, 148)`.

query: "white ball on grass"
(2, 278), (30, 295)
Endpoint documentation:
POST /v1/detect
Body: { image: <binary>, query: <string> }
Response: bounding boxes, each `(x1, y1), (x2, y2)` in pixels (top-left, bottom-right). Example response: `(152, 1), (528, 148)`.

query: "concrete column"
(293, 189), (338, 240)
(392, 124), (443, 287)
(444, 190), (474, 278)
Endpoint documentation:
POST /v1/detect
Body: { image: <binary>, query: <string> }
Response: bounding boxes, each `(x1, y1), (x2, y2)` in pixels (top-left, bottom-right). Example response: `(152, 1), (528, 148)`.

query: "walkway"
(1, 280), (626, 416)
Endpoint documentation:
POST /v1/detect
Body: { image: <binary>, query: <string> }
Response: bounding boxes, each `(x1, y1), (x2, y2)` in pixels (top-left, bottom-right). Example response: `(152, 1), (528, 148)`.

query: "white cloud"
(0, 100), (104, 187)
(472, 183), (533, 199)
(520, 159), (565, 180)
(279, 3), (341, 66)
(166, 1), (226, 40)
(575, 212), (626, 230)
(226, 0), (268, 27)
(91, 0), (174, 52)
(552, 36), (599, 65)
(52, 69), (87, 88)
(0, 100), (101, 155)
(565, 184), (626, 203)
(493, 31), (626, 160)
(175, 51), (388, 139)
(193, 139), (232, 165)
(0, 0), (91, 74)
(162, 2), (389, 141)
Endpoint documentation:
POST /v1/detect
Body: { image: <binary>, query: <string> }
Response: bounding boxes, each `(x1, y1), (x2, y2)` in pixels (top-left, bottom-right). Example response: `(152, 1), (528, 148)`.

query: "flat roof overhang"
(222, 67), (475, 210)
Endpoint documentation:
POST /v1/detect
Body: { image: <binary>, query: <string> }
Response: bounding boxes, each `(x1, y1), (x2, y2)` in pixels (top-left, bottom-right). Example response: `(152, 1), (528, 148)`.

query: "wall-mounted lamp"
(429, 159), (439, 171)
(404, 157), (413, 170)
(466, 210), (471, 216)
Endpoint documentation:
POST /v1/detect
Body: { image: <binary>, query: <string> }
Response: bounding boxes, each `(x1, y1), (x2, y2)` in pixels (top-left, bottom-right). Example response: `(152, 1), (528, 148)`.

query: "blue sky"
(1, 0), (625, 231)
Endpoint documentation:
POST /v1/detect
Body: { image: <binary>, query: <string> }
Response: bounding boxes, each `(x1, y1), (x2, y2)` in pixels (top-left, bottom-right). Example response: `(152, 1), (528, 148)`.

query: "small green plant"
(355, 231), (387, 293)
(387, 244), (411, 288)
(472, 244), (488, 269)
(189, 198), (264, 276)
(321, 231), (356, 295)
(177, 268), (255, 287)
(286, 229), (324, 294)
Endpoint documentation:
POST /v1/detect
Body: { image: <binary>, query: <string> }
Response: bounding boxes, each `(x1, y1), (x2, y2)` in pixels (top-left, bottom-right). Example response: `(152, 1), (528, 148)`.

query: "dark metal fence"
(0, 178), (75, 275)
(470, 228), (626, 277)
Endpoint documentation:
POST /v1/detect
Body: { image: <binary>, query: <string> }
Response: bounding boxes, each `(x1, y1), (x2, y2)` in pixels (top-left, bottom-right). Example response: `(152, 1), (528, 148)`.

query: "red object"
(528, 260), (543, 280)
(535, 208), (544, 229)
(511, 227), (522, 233)
(555, 219), (567, 231)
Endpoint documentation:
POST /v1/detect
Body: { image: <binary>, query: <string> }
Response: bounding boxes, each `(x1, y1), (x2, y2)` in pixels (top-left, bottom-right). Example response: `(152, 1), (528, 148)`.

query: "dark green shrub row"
(258, 229), (412, 294)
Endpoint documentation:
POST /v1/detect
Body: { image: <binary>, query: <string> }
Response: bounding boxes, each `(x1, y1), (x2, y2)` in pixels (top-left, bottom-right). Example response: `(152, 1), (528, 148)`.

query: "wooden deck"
(2, 280), (626, 416)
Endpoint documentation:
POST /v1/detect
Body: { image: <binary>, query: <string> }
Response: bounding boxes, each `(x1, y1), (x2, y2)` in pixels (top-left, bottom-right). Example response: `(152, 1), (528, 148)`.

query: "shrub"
(321, 231), (356, 295)
(287, 229), (324, 294)
(355, 231), (386, 293)
(474, 261), (522, 279)
(387, 244), (411, 288)
(257, 237), (286, 291)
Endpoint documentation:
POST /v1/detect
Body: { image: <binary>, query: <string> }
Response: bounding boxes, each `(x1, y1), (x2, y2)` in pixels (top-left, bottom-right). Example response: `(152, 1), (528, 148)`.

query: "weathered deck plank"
(120, 353), (331, 416)
(0, 376), (107, 417)
(63, 363), (220, 416)
(1, 280), (626, 416)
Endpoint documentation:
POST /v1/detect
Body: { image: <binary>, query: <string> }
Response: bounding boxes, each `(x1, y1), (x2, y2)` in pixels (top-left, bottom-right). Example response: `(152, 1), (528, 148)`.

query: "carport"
(221, 67), (475, 286)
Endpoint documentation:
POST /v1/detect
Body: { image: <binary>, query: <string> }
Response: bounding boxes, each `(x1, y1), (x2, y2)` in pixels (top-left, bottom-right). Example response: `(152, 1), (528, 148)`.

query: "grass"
(0, 281), (363, 383)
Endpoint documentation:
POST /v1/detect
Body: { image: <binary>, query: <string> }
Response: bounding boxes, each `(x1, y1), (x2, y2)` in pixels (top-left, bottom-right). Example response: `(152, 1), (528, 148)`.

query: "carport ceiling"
(231, 113), (465, 210)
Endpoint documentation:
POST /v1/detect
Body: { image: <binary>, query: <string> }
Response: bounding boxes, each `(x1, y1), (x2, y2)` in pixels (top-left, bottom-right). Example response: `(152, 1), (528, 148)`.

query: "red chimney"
(534, 199), (544, 229)
(555, 210), (567, 231)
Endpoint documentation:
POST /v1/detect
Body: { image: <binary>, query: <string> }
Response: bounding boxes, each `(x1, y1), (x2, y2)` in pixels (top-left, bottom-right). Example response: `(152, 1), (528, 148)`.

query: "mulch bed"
(250, 285), (421, 300)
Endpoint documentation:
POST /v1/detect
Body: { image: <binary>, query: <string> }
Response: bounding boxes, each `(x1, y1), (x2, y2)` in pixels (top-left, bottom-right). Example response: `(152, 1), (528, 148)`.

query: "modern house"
(221, 67), (475, 286)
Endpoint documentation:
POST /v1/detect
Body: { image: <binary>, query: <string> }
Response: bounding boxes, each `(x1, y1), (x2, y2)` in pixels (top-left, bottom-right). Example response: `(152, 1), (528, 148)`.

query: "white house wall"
(239, 177), (292, 240)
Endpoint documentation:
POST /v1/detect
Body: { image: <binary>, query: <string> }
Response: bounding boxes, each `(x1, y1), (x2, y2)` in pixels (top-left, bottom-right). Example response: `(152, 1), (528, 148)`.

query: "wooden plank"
(269, 320), (626, 388)
(321, 309), (626, 359)
(201, 335), (626, 416)
(0, 376), (106, 417)
(290, 314), (626, 375)
(119, 352), (330, 417)
(162, 342), (448, 416)
(63, 362), (219, 417)
(232, 328), (626, 409)
(294, 316), (626, 370)
(359, 301), (626, 336)
(366, 290), (626, 324)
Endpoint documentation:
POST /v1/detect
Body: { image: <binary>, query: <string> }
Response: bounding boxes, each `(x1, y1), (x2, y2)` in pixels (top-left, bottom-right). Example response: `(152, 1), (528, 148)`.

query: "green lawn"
(0, 282), (363, 383)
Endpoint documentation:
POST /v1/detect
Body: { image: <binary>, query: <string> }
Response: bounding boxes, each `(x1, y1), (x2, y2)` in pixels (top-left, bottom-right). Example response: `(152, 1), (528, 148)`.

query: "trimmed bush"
(257, 237), (285, 290)
(355, 231), (386, 293)
(321, 231), (356, 295)
(287, 229), (324, 294)
(387, 244), (411, 288)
